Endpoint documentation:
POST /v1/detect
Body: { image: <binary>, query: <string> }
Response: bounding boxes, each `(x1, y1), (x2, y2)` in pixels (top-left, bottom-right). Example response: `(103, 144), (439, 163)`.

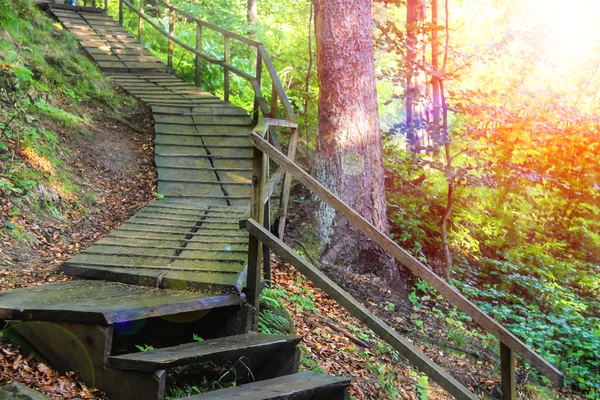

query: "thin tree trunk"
(406, 0), (428, 152)
(247, 0), (257, 25)
(431, 0), (441, 146)
(313, 0), (400, 285)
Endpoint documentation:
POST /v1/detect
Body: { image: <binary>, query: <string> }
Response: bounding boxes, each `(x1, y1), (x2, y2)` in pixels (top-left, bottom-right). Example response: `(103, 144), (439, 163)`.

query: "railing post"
(104, 0), (108, 12)
(253, 48), (262, 124)
(118, 0), (123, 26)
(270, 82), (278, 118)
(247, 146), (267, 312)
(167, 7), (175, 71)
(195, 24), (202, 87)
(500, 342), (516, 400)
(138, 0), (144, 42)
(92, 0), (96, 8)
(277, 127), (298, 239)
(262, 139), (271, 287)
(223, 36), (230, 103)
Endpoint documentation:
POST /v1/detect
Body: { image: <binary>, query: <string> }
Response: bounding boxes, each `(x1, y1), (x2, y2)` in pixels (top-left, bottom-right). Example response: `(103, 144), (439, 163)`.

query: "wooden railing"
(244, 132), (565, 400)
(110, 0), (299, 237)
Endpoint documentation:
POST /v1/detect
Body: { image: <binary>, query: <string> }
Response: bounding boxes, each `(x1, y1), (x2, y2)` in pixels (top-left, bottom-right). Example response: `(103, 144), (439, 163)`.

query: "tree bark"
(313, 0), (401, 285)
(247, 0), (257, 25)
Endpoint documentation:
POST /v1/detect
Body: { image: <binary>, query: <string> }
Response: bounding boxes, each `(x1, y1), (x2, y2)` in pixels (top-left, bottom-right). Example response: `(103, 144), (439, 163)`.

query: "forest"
(0, 0), (598, 398)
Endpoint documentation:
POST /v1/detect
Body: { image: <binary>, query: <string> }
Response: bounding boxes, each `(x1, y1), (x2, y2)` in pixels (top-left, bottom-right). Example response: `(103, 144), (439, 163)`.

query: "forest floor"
(0, 99), (156, 289)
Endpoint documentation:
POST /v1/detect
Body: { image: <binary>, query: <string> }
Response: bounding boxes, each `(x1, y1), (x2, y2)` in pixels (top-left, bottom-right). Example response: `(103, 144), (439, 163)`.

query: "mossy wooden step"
(109, 333), (300, 371)
(0, 280), (242, 324)
(182, 372), (350, 400)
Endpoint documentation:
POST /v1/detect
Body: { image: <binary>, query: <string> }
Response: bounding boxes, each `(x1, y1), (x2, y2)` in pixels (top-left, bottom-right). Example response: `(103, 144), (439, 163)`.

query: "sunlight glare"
(529, 0), (600, 57)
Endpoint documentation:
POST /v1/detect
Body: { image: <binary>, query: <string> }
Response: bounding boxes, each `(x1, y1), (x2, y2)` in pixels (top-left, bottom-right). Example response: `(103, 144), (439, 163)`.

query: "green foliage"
(135, 344), (156, 352)
(258, 286), (294, 335)
(0, 0), (133, 243)
(385, 92), (600, 397)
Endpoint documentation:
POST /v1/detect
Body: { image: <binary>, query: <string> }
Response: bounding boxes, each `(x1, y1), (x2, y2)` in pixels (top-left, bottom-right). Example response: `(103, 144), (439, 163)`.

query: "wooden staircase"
(0, 3), (349, 400)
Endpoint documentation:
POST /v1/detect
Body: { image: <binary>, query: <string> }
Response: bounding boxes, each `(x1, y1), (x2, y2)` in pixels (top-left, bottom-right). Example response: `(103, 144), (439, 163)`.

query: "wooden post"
(262, 148), (271, 286)
(118, 0), (123, 26)
(247, 147), (266, 311)
(104, 0), (108, 12)
(500, 342), (517, 400)
(277, 127), (298, 239)
(270, 82), (278, 118)
(195, 24), (202, 87)
(137, 0), (144, 42)
(167, 7), (175, 71)
(92, 0), (96, 8)
(253, 48), (262, 124)
(223, 36), (230, 103)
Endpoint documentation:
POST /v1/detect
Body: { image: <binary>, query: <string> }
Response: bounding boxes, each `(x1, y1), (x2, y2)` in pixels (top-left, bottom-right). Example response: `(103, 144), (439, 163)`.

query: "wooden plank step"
(0, 281), (242, 324)
(114, 228), (247, 238)
(109, 333), (300, 371)
(61, 265), (242, 292)
(181, 372), (350, 400)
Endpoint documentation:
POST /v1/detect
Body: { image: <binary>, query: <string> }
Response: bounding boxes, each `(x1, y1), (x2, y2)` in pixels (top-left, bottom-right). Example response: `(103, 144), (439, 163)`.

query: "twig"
(324, 320), (371, 349)
(292, 240), (318, 267)
(411, 331), (497, 364)
(1, 114), (17, 138)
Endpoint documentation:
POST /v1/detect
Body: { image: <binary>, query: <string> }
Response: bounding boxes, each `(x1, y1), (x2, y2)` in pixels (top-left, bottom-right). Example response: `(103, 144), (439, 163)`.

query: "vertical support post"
(92, 0), (96, 9)
(167, 7), (175, 71)
(118, 0), (123, 26)
(84, 0), (88, 7)
(195, 24), (203, 87)
(223, 36), (230, 103)
(270, 82), (278, 118)
(500, 342), (516, 400)
(247, 147), (266, 311)
(253, 48), (262, 124)
(262, 143), (271, 287)
(137, 0), (144, 42)
(104, 0), (108, 12)
(277, 127), (299, 239)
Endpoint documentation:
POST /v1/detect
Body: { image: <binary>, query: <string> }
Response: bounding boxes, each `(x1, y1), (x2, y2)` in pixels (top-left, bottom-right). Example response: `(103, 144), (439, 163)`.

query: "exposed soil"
(0, 97), (156, 289)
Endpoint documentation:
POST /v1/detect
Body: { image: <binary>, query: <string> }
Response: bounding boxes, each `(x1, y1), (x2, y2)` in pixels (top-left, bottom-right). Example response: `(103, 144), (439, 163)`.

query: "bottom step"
(184, 371), (350, 400)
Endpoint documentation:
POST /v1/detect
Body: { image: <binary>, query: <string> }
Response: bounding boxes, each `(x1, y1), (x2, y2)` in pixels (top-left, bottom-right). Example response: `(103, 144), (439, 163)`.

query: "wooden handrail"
(118, 0), (296, 124)
(247, 132), (564, 395)
(241, 218), (478, 400)
(158, 0), (261, 47)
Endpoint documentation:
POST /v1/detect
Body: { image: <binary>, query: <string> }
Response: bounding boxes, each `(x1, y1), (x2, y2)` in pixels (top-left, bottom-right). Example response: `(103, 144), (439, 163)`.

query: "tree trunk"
(431, 0), (442, 144)
(247, 0), (257, 25)
(313, 0), (401, 285)
(406, 0), (429, 152)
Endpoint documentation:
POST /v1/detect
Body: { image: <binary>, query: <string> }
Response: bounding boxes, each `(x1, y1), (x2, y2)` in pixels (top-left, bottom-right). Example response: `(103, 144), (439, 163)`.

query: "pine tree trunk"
(313, 0), (400, 285)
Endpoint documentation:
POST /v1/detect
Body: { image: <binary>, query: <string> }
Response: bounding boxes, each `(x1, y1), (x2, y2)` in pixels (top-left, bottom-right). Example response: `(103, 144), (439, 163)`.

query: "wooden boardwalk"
(51, 6), (255, 294)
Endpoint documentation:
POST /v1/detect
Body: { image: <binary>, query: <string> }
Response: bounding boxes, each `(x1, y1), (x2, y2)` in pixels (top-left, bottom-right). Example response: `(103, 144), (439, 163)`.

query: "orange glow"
(21, 147), (55, 175)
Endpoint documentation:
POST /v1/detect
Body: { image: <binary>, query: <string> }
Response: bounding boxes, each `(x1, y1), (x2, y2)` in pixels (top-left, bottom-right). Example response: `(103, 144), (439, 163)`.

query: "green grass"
(0, 0), (134, 244)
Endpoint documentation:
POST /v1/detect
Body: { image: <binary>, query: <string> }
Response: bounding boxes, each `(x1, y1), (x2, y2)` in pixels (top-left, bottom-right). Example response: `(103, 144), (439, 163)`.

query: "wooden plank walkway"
(50, 6), (255, 294)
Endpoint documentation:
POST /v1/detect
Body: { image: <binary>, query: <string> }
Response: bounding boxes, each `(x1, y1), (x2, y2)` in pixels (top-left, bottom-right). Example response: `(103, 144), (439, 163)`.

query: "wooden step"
(181, 372), (350, 400)
(0, 281), (242, 324)
(109, 333), (300, 371)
